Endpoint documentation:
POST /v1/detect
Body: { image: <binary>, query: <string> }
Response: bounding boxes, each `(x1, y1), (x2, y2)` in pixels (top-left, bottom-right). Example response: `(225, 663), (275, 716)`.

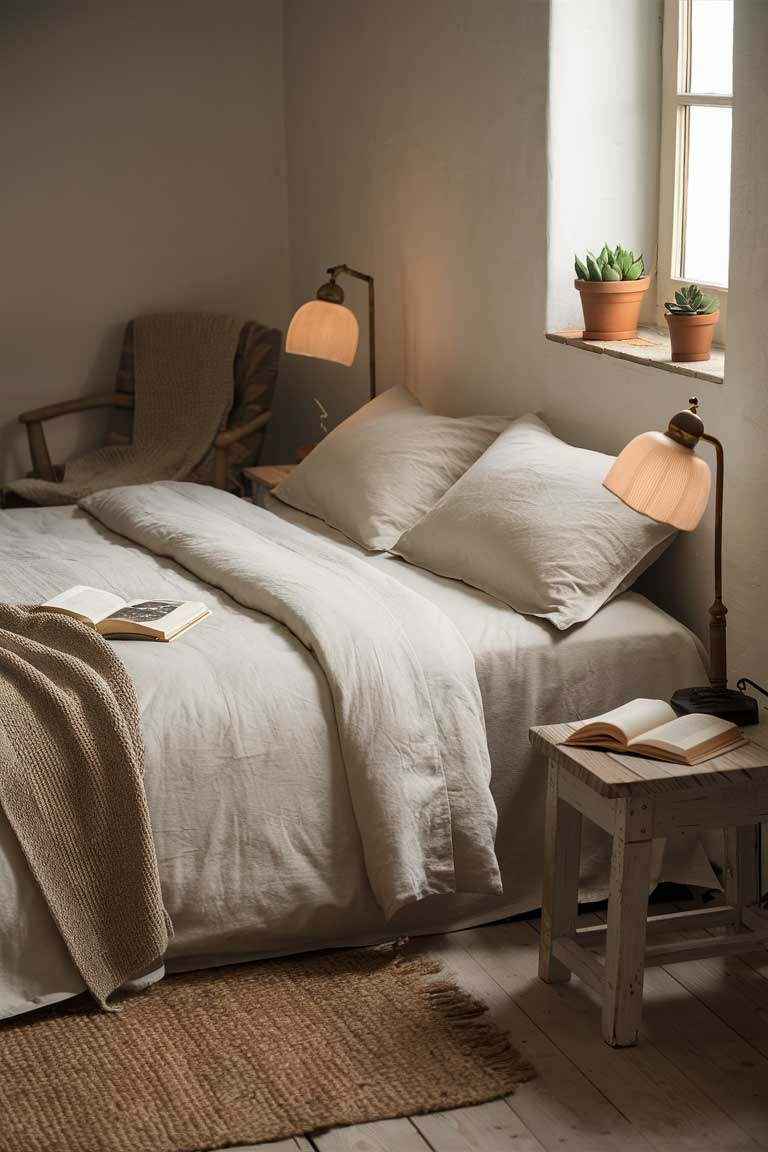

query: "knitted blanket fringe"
(0, 606), (169, 1007)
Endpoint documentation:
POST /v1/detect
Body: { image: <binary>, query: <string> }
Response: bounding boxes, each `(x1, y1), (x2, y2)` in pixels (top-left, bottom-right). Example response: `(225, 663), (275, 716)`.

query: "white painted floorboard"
(220, 907), (768, 1152)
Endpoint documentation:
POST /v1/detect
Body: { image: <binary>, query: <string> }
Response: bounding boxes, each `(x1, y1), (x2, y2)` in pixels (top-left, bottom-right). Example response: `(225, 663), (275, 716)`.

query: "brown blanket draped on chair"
(7, 312), (243, 506)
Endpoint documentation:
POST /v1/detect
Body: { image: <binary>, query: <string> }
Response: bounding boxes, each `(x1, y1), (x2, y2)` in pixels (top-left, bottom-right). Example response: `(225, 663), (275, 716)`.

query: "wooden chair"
(16, 318), (281, 496)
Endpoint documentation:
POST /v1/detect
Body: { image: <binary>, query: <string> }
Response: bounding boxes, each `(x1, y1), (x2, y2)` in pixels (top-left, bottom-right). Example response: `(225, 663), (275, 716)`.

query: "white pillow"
(272, 386), (509, 551)
(393, 413), (676, 629)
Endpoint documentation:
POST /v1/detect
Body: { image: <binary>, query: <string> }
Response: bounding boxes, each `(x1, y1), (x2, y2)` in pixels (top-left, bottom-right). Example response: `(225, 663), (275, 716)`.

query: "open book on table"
(564, 697), (747, 766)
(39, 585), (210, 642)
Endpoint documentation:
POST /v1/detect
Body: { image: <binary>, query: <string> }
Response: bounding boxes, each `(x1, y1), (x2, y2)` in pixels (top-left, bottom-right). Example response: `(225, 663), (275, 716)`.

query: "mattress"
(0, 495), (711, 1018)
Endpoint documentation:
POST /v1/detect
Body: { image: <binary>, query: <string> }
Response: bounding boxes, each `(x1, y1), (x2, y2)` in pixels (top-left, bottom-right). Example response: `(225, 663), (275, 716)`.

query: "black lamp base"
(671, 686), (760, 726)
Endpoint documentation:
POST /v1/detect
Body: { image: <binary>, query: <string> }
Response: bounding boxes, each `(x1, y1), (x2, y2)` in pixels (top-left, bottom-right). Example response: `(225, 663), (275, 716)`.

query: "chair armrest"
(19, 392), (134, 425)
(214, 409), (272, 449)
(19, 392), (134, 483)
(212, 410), (273, 491)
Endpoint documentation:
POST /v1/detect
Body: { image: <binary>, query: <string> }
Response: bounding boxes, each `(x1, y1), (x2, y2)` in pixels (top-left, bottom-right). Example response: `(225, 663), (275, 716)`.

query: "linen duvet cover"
(0, 482), (710, 1020)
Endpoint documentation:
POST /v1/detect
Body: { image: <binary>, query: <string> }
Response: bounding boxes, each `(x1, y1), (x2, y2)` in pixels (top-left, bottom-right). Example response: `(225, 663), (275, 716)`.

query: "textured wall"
(282, 0), (549, 444)
(0, 0), (289, 482)
(541, 0), (768, 684)
(283, 0), (768, 681)
(548, 0), (663, 331)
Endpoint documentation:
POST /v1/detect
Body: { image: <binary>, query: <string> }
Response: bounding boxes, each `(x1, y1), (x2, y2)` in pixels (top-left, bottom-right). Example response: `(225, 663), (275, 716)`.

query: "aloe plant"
(665, 284), (720, 315)
(574, 243), (644, 282)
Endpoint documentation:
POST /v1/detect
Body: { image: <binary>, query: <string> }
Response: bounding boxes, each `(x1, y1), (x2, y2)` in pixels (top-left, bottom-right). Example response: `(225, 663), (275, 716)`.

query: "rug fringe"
(396, 952), (535, 1089)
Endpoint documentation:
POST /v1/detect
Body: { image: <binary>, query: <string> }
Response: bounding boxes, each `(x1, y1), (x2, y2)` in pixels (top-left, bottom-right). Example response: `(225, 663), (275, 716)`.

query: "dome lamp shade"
(602, 397), (758, 725)
(285, 263), (376, 400)
(603, 429), (711, 531)
(286, 299), (359, 367)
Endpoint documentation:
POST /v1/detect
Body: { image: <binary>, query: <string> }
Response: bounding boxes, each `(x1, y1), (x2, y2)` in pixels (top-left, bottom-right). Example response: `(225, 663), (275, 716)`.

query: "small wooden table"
(529, 722), (768, 1047)
(243, 465), (296, 506)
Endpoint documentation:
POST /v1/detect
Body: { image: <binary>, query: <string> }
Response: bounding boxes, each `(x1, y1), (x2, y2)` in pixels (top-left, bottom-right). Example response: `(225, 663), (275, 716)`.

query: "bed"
(0, 479), (709, 1021)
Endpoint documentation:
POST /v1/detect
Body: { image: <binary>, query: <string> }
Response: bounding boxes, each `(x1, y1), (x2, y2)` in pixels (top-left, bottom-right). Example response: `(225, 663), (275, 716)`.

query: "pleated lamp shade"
(603, 430), (711, 531)
(286, 300), (359, 367)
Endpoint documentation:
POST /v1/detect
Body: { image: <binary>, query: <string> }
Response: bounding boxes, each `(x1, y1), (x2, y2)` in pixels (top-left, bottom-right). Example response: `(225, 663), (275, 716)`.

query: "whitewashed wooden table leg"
(602, 798), (654, 1047)
(724, 825), (761, 924)
(539, 760), (582, 983)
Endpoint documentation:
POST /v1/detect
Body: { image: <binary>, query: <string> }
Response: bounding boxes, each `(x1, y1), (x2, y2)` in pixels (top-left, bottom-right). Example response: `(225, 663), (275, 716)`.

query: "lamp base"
(671, 685), (760, 726)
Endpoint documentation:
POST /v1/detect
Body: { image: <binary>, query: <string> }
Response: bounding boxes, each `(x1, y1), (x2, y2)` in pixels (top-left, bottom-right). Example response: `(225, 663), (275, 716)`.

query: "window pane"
(683, 105), (731, 286)
(689, 0), (733, 96)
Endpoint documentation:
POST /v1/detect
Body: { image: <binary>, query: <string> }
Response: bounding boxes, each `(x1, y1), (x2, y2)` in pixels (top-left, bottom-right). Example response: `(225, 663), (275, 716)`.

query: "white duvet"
(0, 482), (710, 1020)
(81, 482), (502, 917)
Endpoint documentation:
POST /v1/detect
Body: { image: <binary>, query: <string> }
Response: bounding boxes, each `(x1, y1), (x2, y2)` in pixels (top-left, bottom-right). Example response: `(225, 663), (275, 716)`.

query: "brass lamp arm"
(325, 264), (376, 401)
(326, 263), (373, 285)
(700, 431), (727, 689)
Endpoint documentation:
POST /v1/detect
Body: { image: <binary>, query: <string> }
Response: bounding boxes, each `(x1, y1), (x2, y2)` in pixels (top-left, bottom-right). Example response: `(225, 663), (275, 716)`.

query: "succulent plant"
(574, 244), (644, 282)
(664, 284), (720, 315)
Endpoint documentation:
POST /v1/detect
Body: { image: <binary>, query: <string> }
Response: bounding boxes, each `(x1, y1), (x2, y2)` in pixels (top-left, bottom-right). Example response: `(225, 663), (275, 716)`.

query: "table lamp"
(286, 263), (376, 402)
(603, 397), (758, 725)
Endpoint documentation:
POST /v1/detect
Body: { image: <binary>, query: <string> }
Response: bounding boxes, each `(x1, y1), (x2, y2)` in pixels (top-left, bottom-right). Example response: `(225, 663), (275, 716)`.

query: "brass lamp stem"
(701, 431), (727, 690)
(660, 400), (753, 723)
(326, 264), (376, 401)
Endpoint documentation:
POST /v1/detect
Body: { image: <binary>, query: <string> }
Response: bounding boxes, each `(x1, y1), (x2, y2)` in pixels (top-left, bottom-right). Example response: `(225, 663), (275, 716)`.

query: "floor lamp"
(603, 397), (758, 726)
(286, 264), (376, 402)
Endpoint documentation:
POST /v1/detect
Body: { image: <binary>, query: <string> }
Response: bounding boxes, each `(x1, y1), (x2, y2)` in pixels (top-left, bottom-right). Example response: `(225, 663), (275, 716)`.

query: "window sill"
(545, 326), (724, 384)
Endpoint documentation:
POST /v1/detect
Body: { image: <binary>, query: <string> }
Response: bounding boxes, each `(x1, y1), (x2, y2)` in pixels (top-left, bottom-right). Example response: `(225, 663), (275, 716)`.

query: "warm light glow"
(603, 430), (711, 531)
(286, 300), (359, 366)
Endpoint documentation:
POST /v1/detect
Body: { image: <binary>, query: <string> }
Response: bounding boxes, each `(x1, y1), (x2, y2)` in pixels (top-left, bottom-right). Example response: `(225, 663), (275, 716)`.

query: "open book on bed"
(39, 585), (210, 642)
(564, 697), (747, 765)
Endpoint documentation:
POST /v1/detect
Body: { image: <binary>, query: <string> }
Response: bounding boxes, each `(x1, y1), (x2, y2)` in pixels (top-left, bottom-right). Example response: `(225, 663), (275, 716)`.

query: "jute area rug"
(0, 945), (533, 1152)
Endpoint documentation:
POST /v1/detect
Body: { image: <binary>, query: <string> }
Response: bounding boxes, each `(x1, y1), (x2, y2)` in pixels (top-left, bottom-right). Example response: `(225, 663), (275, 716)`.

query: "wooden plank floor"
(231, 906), (768, 1152)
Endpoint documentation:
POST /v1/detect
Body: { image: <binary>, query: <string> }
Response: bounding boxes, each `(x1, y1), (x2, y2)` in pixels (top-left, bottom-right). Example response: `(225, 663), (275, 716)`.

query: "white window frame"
(657, 0), (731, 344)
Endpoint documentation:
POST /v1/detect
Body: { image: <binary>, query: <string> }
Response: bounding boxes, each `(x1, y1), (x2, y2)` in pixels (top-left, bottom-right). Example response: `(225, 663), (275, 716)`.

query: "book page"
(105, 600), (186, 625)
(630, 712), (736, 754)
(573, 698), (678, 743)
(41, 585), (126, 625)
(99, 600), (207, 638)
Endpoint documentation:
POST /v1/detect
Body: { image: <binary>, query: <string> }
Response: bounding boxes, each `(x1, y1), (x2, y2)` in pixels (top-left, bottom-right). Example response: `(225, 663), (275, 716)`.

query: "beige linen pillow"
(393, 413), (676, 629)
(272, 386), (509, 551)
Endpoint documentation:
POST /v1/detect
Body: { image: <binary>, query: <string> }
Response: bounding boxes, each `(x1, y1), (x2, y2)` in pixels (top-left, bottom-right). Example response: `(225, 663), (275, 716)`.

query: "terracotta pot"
(665, 309), (720, 362)
(574, 276), (651, 340)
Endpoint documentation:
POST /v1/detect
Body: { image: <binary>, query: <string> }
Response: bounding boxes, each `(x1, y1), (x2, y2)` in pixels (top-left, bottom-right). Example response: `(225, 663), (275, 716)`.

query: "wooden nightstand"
(529, 721), (768, 1047)
(243, 465), (296, 506)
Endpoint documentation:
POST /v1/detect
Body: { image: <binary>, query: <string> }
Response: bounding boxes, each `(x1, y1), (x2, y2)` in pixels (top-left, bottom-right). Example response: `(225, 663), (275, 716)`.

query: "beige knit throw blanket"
(8, 312), (242, 506)
(0, 606), (169, 1007)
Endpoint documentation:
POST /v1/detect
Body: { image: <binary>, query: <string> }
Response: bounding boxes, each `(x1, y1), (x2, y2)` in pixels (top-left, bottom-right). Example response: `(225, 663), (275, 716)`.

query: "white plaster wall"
(282, 0), (549, 448)
(284, 0), (768, 682)
(716, 0), (768, 683)
(0, 0), (289, 483)
(539, 0), (768, 685)
(547, 0), (663, 331)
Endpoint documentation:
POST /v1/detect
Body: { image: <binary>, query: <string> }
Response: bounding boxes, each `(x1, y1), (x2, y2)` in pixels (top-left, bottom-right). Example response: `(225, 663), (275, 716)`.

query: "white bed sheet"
(0, 496), (711, 1018)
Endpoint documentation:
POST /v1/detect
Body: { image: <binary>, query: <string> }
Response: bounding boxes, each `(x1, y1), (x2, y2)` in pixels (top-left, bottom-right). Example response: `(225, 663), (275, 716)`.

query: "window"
(657, 0), (733, 341)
